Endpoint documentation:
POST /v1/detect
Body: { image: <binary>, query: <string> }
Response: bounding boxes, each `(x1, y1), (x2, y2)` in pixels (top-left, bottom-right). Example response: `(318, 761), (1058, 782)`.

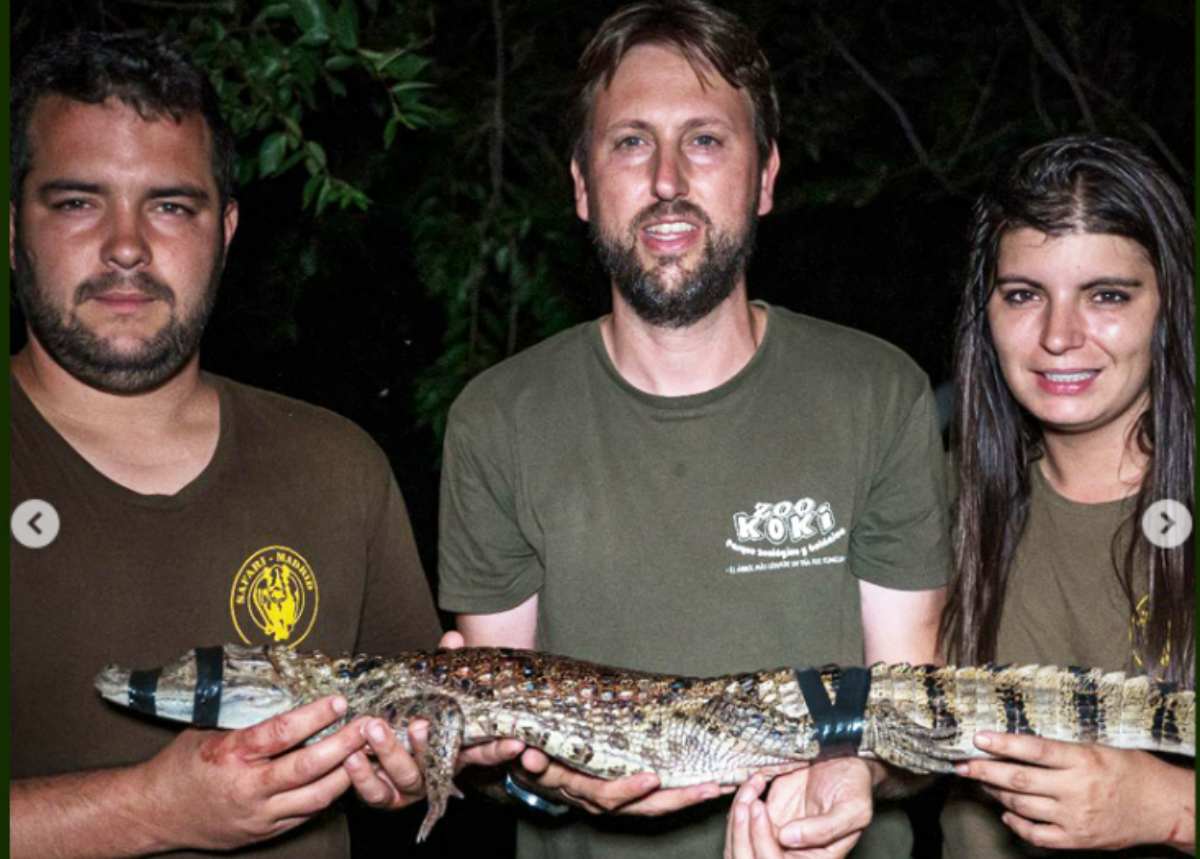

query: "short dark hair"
(569, 0), (779, 169)
(11, 30), (236, 207)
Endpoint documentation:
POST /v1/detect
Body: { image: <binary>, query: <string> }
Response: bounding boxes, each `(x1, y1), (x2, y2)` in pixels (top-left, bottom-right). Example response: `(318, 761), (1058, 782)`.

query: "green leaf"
(383, 114), (400, 148)
(305, 141), (328, 168)
(296, 29), (331, 47)
(301, 173), (323, 209)
(331, 1), (359, 51)
(324, 54), (357, 71)
(315, 178), (335, 214)
(357, 47), (403, 73)
(258, 132), (290, 176)
(388, 81), (434, 94)
(379, 53), (430, 81)
(288, 0), (332, 34)
(253, 3), (292, 24)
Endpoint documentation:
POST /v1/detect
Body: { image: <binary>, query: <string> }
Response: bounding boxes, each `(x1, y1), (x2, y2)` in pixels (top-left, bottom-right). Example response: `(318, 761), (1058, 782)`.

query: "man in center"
(438, 2), (950, 856)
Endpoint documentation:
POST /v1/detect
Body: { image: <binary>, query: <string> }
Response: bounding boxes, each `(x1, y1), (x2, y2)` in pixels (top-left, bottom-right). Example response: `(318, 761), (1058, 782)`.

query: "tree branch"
(949, 39), (1008, 169)
(814, 12), (957, 195)
(1076, 78), (1187, 180)
(1028, 48), (1056, 133)
(1015, 0), (1095, 130)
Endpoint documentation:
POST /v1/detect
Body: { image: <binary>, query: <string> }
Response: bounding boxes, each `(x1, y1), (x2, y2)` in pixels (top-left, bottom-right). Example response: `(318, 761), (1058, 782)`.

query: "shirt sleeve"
(355, 455), (442, 654)
(437, 393), (544, 614)
(848, 383), (952, 590)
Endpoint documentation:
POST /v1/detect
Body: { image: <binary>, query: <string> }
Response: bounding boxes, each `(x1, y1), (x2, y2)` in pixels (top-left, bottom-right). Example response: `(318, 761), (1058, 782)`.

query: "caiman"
(94, 644), (1195, 841)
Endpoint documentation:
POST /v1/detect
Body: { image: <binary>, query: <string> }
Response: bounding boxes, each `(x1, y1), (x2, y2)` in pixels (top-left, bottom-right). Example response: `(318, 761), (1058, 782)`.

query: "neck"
(602, 285), (764, 397)
(1038, 416), (1149, 503)
(14, 338), (207, 430)
(13, 336), (220, 495)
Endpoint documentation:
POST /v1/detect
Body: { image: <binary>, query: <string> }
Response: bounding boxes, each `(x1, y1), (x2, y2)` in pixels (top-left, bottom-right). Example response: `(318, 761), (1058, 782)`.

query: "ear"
(756, 142), (781, 217)
(222, 199), (239, 251)
(570, 157), (590, 222)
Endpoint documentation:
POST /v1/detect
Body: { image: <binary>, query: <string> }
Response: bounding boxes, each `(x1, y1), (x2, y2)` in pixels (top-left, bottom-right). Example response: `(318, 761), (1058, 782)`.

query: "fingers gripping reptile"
(95, 645), (1195, 841)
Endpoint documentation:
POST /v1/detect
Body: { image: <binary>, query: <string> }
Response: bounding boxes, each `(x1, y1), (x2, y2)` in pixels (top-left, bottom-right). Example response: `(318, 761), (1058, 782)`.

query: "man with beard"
(437, 2), (951, 858)
(8, 31), (500, 858)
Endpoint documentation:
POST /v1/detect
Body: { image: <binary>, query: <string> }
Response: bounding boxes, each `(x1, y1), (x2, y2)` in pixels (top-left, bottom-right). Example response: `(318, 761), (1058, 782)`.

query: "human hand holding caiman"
(94, 644), (1195, 842)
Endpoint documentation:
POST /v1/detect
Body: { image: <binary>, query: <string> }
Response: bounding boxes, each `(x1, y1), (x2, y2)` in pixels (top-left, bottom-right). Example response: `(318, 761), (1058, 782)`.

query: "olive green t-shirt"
(10, 373), (442, 858)
(941, 464), (1179, 859)
(439, 304), (951, 859)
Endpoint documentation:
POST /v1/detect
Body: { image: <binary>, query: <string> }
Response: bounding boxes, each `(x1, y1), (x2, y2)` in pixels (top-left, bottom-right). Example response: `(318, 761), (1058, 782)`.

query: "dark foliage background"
(10, 1), (1194, 856)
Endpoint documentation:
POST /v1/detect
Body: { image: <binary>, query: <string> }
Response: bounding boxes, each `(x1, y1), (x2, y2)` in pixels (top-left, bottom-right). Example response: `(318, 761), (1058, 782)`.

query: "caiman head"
(94, 644), (299, 729)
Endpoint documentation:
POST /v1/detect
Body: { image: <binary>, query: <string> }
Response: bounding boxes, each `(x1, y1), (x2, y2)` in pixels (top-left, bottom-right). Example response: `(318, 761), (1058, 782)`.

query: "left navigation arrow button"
(12, 499), (60, 549)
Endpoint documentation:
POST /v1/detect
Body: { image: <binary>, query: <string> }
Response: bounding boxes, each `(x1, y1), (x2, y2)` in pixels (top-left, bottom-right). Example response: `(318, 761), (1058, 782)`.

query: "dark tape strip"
(795, 666), (871, 759)
(193, 646), (224, 728)
(128, 668), (160, 716)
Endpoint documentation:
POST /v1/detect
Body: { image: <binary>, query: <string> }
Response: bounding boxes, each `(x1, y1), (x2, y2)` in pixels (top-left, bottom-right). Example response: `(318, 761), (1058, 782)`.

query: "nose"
(1040, 300), (1086, 354)
(652, 148), (689, 201)
(102, 206), (151, 270)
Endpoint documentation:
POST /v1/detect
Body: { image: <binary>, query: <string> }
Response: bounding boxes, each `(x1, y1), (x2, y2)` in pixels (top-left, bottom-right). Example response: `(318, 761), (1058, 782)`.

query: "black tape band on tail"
(128, 669), (160, 716)
(795, 666), (872, 759)
(193, 646), (225, 728)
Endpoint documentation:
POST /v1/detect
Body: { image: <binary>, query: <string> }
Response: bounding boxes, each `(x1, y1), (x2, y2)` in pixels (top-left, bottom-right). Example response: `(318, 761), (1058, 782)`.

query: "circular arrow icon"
(11, 499), (61, 549)
(1141, 499), (1192, 550)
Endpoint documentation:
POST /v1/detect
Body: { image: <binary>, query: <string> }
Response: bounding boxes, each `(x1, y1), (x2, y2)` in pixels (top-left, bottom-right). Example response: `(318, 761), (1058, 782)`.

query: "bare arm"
(860, 580), (946, 797)
(12, 697), (363, 859)
(12, 768), (164, 859)
(859, 580), (945, 666)
(458, 593), (540, 649)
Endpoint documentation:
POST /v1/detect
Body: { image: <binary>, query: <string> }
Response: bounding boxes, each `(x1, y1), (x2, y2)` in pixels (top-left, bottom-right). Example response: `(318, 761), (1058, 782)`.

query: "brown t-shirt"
(941, 464), (1179, 859)
(10, 373), (441, 857)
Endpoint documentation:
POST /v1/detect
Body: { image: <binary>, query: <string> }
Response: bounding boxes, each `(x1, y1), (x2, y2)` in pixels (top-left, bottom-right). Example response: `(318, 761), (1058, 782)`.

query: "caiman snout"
(94, 664), (132, 704)
(94, 644), (301, 730)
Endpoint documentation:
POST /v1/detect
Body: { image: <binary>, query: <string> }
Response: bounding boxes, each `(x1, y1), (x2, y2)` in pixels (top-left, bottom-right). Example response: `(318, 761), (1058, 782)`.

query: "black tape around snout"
(128, 668), (160, 716)
(795, 666), (871, 759)
(192, 646), (224, 728)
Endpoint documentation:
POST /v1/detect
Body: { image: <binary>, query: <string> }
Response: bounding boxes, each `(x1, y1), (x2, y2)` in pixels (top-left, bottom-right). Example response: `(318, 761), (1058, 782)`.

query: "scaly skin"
(96, 645), (1195, 841)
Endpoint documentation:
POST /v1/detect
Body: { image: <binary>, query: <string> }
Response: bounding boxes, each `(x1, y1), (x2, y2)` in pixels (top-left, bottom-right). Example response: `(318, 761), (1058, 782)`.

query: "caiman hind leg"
(385, 694), (467, 842)
(864, 701), (963, 774)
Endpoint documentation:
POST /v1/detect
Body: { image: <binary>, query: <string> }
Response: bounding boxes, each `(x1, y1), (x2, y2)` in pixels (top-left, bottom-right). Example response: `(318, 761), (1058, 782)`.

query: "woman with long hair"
(939, 135), (1194, 856)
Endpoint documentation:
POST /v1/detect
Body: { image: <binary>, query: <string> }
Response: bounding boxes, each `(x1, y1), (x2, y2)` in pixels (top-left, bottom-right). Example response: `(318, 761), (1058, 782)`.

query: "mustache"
(633, 199), (713, 230)
(74, 272), (175, 306)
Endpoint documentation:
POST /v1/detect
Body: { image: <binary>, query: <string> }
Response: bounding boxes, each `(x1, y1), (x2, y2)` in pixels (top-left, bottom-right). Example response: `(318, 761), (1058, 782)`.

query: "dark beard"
(13, 235), (222, 394)
(591, 199), (757, 328)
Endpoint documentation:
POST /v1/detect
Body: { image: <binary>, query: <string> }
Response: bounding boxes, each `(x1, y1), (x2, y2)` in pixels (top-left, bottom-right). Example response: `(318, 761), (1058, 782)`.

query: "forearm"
(11, 767), (171, 859)
(1151, 759), (1194, 854)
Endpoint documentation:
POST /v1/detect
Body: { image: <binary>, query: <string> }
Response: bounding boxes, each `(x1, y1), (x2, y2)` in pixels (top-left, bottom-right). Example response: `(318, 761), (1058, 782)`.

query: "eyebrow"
(995, 275), (1145, 289)
(148, 185), (212, 201)
(36, 179), (212, 202)
(604, 116), (734, 135)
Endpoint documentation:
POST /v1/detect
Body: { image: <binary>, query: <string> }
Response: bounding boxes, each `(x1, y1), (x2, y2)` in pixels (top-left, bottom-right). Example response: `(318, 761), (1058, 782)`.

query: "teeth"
(645, 222), (696, 235)
(1043, 371), (1095, 382)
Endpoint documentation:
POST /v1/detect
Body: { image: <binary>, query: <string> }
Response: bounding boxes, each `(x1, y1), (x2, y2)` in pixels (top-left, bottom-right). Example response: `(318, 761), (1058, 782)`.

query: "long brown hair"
(940, 136), (1194, 686)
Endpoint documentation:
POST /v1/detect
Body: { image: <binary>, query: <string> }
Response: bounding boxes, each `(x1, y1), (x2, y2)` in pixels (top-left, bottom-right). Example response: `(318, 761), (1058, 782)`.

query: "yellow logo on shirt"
(230, 545), (319, 647)
(1129, 594), (1170, 670)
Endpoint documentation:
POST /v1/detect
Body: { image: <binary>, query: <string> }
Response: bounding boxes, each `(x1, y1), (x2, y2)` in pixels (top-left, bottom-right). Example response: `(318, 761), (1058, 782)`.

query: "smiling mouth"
(644, 221), (698, 236)
(1039, 370), (1099, 382)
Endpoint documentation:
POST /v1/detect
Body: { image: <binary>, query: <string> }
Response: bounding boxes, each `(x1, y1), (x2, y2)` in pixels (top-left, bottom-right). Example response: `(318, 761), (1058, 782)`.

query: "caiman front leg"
(386, 694), (467, 842)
